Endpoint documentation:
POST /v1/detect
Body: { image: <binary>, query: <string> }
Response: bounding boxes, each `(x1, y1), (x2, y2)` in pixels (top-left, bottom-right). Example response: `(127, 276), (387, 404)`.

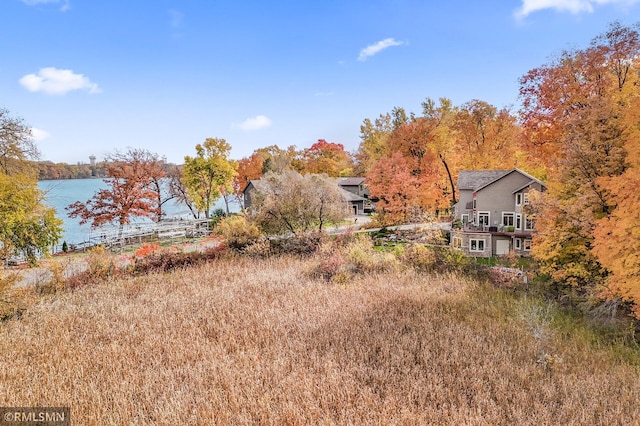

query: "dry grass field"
(1, 253), (639, 425)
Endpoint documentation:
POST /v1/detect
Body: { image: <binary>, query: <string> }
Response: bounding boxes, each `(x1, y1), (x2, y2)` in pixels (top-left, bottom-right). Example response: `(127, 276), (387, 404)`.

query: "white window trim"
(469, 238), (485, 253)
(452, 236), (463, 250)
(461, 214), (469, 224)
(524, 215), (535, 231)
(516, 193), (523, 206)
(477, 211), (490, 228)
(514, 238), (522, 250)
(523, 193), (530, 205)
(515, 214), (522, 231)
(523, 239), (532, 251)
(502, 212), (515, 227)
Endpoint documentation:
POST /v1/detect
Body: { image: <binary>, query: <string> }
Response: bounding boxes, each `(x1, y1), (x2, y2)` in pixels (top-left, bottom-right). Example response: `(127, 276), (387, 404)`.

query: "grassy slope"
(1, 255), (639, 425)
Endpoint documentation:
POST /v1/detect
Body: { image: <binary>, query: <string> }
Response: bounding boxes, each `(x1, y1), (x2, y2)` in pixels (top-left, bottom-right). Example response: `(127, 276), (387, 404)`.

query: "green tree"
(0, 108), (61, 265)
(0, 172), (62, 265)
(182, 138), (237, 218)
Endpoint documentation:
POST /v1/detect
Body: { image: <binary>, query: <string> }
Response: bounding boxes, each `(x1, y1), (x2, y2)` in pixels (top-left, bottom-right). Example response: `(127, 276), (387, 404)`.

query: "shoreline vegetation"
(1, 230), (639, 424)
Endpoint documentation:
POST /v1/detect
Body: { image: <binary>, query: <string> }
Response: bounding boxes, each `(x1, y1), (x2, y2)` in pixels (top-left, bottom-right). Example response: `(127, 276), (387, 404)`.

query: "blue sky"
(1, 0), (639, 164)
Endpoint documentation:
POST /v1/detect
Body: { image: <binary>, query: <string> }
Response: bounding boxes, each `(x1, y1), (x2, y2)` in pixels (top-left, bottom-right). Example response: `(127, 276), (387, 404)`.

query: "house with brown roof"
(450, 169), (546, 257)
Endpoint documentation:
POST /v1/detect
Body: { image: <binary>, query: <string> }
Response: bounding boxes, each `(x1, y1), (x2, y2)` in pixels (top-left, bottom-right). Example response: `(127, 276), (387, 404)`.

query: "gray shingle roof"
(336, 177), (365, 186)
(457, 170), (510, 190)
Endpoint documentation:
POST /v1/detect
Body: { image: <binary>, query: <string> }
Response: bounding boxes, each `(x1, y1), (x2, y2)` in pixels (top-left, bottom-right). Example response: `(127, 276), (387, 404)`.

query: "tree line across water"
(2, 21), (640, 321)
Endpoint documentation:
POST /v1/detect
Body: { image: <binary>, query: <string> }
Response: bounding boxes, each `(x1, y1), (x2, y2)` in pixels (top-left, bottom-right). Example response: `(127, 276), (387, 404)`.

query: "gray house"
(336, 177), (374, 214)
(450, 169), (546, 257)
(242, 176), (369, 215)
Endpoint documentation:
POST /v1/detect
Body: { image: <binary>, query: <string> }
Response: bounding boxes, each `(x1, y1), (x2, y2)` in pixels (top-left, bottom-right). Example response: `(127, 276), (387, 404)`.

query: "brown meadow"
(1, 254), (639, 425)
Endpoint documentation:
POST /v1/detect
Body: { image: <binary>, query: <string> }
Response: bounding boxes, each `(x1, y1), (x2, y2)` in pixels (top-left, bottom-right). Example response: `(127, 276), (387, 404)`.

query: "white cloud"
(235, 115), (272, 131)
(22, 0), (70, 12)
(31, 128), (51, 141)
(19, 67), (101, 95)
(358, 38), (405, 61)
(514, 0), (639, 18)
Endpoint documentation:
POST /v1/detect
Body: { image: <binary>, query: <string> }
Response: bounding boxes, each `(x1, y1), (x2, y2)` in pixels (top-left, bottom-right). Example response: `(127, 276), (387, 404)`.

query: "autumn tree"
(107, 149), (169, 221)
(0, 170), (62, 265)
(247, 171), (349, 234)
(453, 100), (523, 171)
(167, 164), (200, 219)
(232, 153), (264, 207)
(299, 139), (354, 177)
(67, 149), (164, 239)
(366, 152), (421, 226)
(0, 108), (39, 176)
(592, 80), (640, 317)
(0, 108), (62, 264)
(520, 21), (639, 300)
(354, 113), (394, 176)
(254, 145), (301, 174)
(182, 138), (237, 218)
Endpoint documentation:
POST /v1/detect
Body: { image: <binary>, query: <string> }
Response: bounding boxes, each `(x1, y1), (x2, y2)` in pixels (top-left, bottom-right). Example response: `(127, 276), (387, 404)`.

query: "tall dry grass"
(0, 254), (639, 425)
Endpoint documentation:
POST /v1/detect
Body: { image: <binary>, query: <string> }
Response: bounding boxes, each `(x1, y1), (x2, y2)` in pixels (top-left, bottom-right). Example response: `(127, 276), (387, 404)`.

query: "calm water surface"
(38, 179), (232, 246)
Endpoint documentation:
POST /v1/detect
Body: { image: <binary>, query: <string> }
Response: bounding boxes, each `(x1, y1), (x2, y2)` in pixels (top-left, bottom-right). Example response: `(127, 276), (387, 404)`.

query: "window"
(472, 198), (477, 209)
(502, 213), (515, 228)
(516, 193), (523, 206)
(525, 215), (536, 231)
(514, 238), (522, 250)
(461, 214), (469, 224)
(523, 193), (530, 205)
(516, 214), (522, 230)
(452, 236), (462, 249)
(477, 212), (490, 228)
(469, 238), (485, 252)
(523, 239), (532, 251)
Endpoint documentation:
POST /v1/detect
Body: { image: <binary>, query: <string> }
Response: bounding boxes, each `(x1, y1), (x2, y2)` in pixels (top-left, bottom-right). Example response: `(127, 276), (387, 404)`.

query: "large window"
(525, 215), (536, 231)
(469, 238), (485, 252)
(477, 211), (490, 228)
(502, 212), (515, 228)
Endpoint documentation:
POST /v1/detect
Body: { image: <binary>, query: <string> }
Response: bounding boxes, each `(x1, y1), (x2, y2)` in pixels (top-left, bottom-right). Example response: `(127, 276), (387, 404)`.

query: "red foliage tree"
(66, 149), (164, 239)
(366, 152), (420, 225)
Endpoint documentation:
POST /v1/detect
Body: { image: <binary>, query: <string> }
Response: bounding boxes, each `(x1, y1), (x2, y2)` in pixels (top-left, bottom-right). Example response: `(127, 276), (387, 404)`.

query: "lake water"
(38, 179), (238, 246)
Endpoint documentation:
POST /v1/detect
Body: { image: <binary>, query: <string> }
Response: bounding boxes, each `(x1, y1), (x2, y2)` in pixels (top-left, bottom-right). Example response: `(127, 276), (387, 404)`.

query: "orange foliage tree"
(66, 149), (164, 239)
(521, 21), (640, 301)
(232, 153), (264, 207)
(299, 139), (354, 177)
(592, 84), (640, 317)
(366, 152), (420, 225)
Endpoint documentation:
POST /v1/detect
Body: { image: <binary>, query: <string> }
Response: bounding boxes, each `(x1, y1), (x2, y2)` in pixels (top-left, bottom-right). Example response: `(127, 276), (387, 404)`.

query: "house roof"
(457, 168), (546, 193)
(457, 170), (510, 190)
(243, 177), (366, 201)
(340, 188), (366, 201)
(336, 177), (365, 186)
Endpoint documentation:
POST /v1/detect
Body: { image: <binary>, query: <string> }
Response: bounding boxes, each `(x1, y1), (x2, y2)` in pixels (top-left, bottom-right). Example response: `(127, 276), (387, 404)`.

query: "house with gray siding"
(242, 176), (369, 215)
(450, 169), (546, 257)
